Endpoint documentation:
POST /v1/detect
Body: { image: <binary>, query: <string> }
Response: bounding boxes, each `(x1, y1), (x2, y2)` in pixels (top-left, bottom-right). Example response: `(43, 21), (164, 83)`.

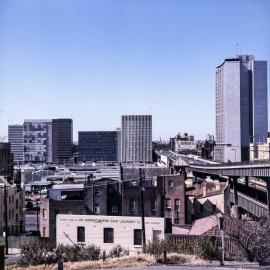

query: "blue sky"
(0, 0), (269, 141)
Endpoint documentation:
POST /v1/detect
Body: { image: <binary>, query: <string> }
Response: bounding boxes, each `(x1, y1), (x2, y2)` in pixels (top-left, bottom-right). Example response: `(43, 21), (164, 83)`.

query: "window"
(94, 188), (100, 196)
(43, 226), (46, 237)
(77, 226), (85, 242)
(94, 204), (100, 214)
(129, 199), (136, 212)
(168, 180), (174, 188)
(175, 199), (180, 211)
(112, 206), (118, 213)
(174, 218), (180, 224)
(134, 229), (142, 245)
(153, 230), (162, 241)
(104, 228), (114, 243)
(151, 197), (156, 212)
(166, 199), (171, 209)
(42, 209), (47, 219)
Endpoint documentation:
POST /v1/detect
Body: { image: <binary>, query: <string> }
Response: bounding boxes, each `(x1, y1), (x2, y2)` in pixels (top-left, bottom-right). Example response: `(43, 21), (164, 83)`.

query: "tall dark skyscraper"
(214, 55), (268, 162)
(52, 119), (73, 163)
(78, 131), (119, 162)
(121, 115), (152, 163)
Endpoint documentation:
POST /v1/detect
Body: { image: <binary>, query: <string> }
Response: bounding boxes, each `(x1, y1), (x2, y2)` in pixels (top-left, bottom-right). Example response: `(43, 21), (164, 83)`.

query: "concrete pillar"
(232, 177), (239, 205)
(266, 179), (270, 213)
(232, 177), (239, 218)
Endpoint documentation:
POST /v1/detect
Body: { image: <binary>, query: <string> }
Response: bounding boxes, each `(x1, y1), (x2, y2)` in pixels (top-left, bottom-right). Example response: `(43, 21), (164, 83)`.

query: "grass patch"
(8, 253), (205, 270)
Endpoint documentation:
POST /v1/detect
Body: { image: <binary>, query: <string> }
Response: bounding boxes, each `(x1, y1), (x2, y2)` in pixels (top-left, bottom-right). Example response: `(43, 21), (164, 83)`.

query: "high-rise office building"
(121, 115), (152, 163)
(8, 125), (24, 163)
(78, 131), (119, 162)
(214, 55), (268, 162)
(52, 119), (73, 163)
(23, 119), (53, 163)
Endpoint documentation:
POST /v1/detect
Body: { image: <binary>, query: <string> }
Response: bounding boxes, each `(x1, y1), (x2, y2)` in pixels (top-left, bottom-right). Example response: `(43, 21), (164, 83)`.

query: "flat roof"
(51, 184), (84, 190)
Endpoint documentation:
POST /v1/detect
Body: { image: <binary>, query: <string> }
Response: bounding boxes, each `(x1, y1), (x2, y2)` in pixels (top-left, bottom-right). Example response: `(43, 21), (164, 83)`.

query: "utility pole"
(92, 177), (95, 213)
(219, 215), (225, 266)
(139, 168), (146, 247)
(4, 185), (8, 255)
(36, 198), (39, 236)
(119, 163), (124, 215)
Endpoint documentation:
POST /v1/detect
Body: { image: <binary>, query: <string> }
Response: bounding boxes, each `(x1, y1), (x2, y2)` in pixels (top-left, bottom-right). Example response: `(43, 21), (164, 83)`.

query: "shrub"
(19, 241), (53, 266)
(173, 236), (220, 260)
(19, 242), (100, 266)
(54, 244), (101, 262)
(144, 239), (172, 262)
(108, 245), (129, 258)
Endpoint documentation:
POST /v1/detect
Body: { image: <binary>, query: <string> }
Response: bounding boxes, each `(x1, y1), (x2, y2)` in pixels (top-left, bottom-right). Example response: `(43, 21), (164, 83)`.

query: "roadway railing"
(230, 190), (268, 217)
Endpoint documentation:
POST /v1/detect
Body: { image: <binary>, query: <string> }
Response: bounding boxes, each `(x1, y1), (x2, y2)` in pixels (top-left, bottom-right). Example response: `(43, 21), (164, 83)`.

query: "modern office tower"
(121, 115), (152, 163)
(23, 119), (53, 163)
(78, 131), (119, 162)
(214, 55), (268, 162)
(8, 125), (24, 163)
(52, 119), (73, 163)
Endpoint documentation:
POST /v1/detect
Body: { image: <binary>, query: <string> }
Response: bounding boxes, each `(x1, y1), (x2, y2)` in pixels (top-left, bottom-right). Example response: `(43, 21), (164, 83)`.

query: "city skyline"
(1, 0), (270, 141)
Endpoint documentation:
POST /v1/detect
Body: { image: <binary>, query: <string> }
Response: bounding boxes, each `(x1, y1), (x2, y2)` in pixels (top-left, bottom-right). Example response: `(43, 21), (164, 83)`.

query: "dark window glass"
(129, 199), (136, 212)
(104, 228), (114, 243)
(77, 226), (85, 242)
(134, 229), (142, 245)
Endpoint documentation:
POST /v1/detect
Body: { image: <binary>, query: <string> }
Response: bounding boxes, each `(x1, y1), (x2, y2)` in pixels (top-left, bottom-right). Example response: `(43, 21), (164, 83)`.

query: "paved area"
(5, 248), (21, 265)
(113, 263), (268, 270)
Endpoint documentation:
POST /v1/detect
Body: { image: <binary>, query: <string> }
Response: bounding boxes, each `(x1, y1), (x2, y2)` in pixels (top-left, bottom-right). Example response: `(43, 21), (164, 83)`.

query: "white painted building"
(250, 137), (270, 161)
(175, 140), (197, 152)
(56, 215), (164, 254)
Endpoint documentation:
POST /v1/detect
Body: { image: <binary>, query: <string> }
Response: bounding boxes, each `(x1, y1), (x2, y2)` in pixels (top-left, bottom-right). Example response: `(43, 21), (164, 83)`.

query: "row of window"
(129, 198), (156, 212)
(166, 199), (180, 210)
(77, 227), (161, 246)
(92, 198), (181, 214)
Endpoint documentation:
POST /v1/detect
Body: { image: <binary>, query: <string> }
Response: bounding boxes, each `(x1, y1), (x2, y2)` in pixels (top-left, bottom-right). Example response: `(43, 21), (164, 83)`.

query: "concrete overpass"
(188, 161), (270, 217)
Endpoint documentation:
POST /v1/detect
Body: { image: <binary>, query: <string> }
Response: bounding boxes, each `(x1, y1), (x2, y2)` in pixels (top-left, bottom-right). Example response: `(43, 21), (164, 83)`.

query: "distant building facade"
(214, 55), (268, 162)
(23, 119), (53, 163)
(52, 119), (73, 163)
(8, 125), (24, 163)
(78, 131), (119, 162)
(250, 136), (270, 161)
(170, 133), (197, 154)
(121, 115), (152, 163)
(0, 177), (25, 236)
(11, 118), (73, 164)
(0, 143), (14, 180)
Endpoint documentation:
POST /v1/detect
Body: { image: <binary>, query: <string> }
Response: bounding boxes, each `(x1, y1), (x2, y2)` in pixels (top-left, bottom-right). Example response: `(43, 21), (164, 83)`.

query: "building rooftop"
(50, 184), (84, 190)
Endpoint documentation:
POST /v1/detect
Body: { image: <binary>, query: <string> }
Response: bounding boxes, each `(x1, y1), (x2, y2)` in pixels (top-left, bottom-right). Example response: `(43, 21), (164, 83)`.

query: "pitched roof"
(188, 215), (219, 235)
(172, 157), (189, 167)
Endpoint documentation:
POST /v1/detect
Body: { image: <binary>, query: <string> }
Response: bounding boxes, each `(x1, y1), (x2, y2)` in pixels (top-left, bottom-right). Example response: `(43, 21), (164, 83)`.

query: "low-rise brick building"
(0, 177), (25, 236)
(40, 170), (186, 245)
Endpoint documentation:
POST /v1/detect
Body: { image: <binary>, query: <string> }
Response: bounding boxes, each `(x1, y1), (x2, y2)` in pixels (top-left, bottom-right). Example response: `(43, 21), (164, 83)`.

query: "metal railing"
(230, 190), (268, 217)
